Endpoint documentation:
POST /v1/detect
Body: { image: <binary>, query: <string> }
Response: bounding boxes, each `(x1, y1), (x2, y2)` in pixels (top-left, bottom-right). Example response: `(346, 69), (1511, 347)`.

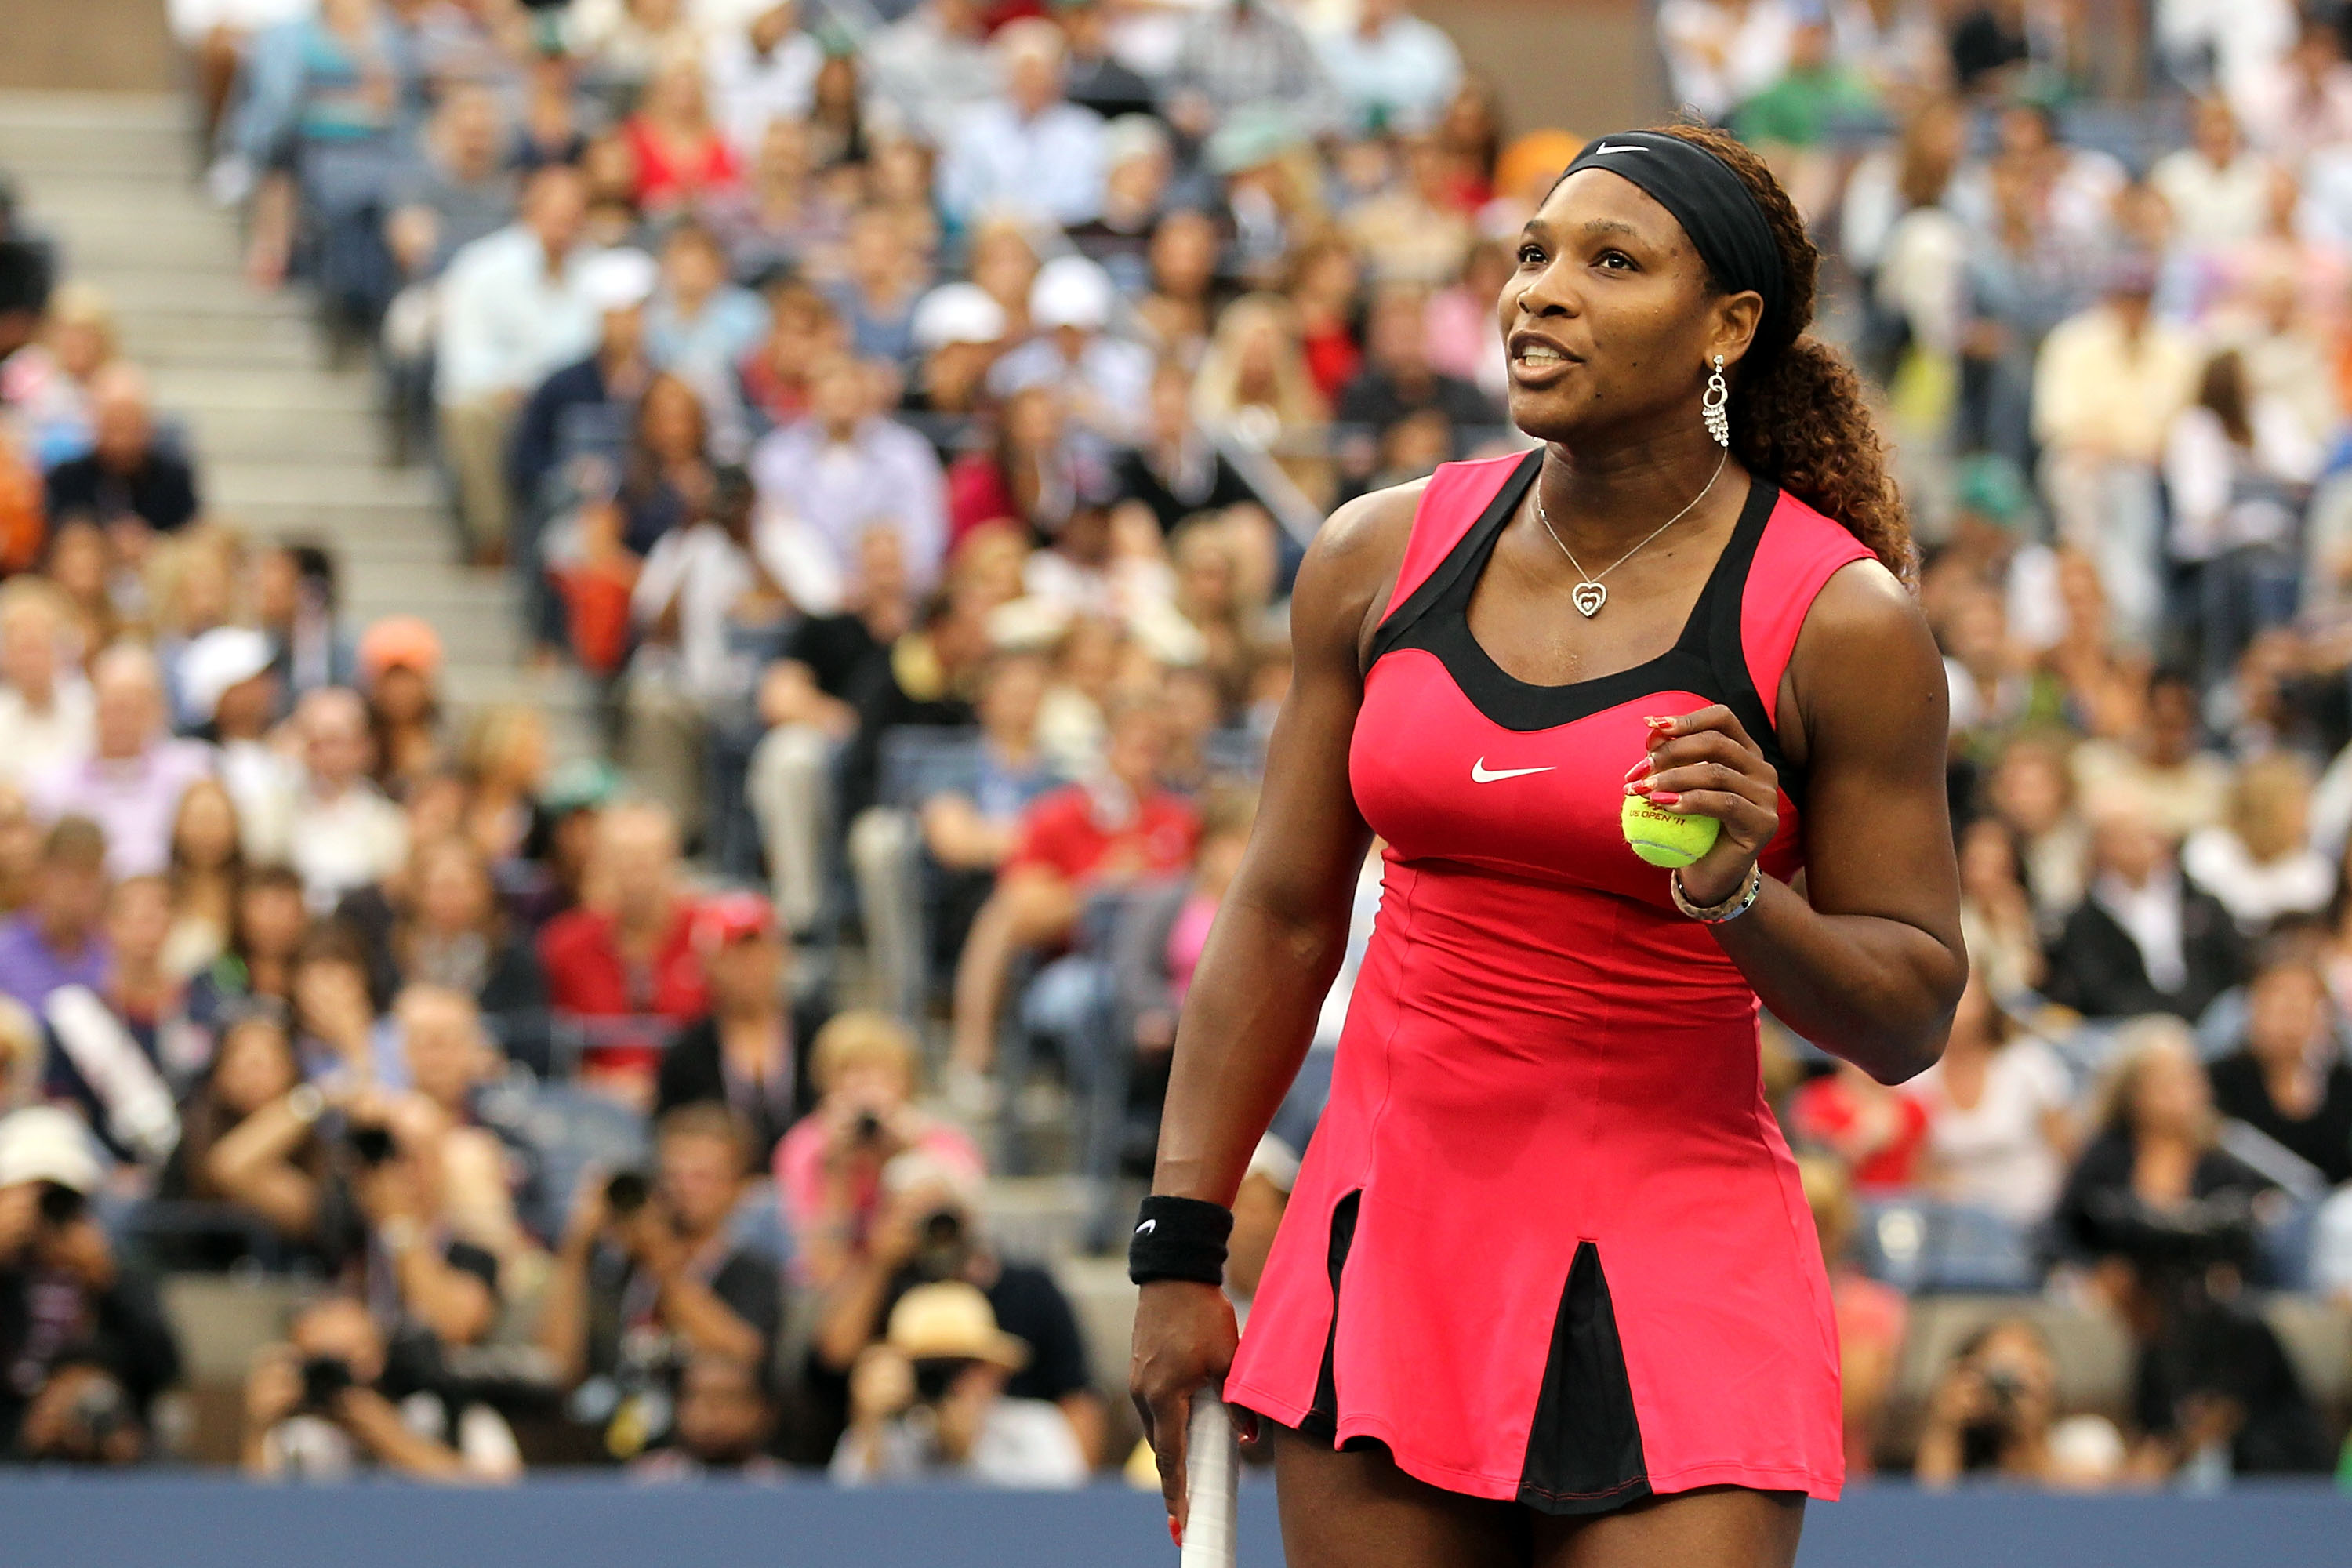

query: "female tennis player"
(1128, 126), (1966, 1567)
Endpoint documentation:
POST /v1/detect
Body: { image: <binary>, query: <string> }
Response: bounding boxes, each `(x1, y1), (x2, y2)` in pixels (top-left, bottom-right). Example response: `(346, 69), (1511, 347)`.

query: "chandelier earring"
(1702, 354), (1730, 448)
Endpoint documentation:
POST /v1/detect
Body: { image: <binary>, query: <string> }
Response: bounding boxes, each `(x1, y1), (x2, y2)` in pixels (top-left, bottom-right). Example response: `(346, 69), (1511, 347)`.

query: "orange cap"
(358, 615), (444, 684)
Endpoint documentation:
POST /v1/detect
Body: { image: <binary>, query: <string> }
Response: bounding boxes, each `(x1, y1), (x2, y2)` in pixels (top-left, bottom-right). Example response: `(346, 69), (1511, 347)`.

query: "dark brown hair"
(1653, 125), (1916, 584)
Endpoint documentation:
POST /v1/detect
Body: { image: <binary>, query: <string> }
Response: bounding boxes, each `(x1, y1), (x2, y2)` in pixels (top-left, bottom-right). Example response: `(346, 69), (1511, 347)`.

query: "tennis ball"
(1621, 795), (1719, 869)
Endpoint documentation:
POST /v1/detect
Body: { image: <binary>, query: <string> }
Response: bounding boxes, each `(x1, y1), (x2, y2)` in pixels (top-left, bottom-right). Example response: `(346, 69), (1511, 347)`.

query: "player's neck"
(1536, 427), (1732, 554)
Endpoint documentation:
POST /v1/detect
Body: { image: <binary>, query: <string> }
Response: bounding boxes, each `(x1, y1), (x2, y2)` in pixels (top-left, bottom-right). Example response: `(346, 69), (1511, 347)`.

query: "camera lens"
(37, 1182), (86, 1228)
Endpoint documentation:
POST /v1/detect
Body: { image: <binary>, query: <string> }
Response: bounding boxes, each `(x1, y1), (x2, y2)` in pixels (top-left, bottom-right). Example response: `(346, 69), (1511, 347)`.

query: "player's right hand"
(1130, 1279), (1242, 1536)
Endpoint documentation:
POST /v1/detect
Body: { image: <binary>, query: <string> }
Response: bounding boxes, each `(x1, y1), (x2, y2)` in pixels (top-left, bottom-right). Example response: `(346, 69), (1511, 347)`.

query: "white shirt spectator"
(632, 521), (764, 706)
(2181, 823), (2335, 932)
(1906, 1035), (2074, 1227)
(749, 416), (949, 596)
(433, 226), (604, 408)
(862, 2), (1004, 143)
(1656, 0), (1796, 122)
(289, 782), (409, 913)
(0, 678), (93, 789)
(939, 99), (1109, 227)
(2149, 147), (2278, 249)
(707, 16), (823, 158)
(1314, 2), (1463, 135)
(830, 1395), (1087, 1487)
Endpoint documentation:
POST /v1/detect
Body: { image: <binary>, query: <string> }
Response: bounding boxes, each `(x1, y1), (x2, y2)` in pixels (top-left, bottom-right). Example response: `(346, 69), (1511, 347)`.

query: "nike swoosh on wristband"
(1471, 758), (1556, 782)
(1134, 1219), (1156, 1236)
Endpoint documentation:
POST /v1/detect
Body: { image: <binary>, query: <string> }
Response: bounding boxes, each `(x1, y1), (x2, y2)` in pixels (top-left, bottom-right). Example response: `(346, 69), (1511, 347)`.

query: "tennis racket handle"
(1181, 1392), (1240, 1567)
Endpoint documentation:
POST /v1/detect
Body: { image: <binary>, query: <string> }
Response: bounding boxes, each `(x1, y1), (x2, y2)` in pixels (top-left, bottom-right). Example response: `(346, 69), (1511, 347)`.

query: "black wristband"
(1127, 1194), (1233, 1287)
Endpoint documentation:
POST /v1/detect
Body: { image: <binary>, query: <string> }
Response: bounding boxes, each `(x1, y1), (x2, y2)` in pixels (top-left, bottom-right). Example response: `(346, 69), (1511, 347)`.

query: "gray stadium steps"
(0, 90), (597, 757)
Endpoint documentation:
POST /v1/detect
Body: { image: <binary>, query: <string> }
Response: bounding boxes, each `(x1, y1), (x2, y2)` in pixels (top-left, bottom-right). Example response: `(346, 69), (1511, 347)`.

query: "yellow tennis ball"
(1621, 796), (1720, 869)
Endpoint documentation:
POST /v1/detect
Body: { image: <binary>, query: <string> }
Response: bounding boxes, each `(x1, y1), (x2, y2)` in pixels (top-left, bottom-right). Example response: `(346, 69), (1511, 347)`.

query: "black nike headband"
(1558, 131), (1786, 336)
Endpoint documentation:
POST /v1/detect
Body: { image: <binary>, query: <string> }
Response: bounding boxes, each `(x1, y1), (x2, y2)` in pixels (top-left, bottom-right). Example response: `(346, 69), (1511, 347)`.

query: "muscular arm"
(1647, 561), (1965, 1083)
(1149, 486), (1414, 1206)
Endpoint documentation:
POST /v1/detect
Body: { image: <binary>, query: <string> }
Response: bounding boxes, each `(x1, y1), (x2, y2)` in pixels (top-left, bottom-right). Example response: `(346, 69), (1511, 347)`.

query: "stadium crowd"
(0, 0), (2350, 1494)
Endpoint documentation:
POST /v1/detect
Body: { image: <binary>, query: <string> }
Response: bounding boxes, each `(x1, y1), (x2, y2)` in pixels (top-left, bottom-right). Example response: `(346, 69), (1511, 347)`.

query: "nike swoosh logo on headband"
(1590, 143), (1642, 154)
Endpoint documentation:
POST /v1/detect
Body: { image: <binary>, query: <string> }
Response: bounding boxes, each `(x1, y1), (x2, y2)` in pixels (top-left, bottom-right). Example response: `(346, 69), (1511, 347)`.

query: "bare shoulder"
(1782, 557), (1945, 768)
(1291, 477), (1429, 668)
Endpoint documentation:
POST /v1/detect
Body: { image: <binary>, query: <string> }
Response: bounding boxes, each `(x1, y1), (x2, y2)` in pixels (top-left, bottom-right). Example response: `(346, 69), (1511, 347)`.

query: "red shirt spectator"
(1004, 782), (1200, 885)
(1790, 1063), (1931, 1191)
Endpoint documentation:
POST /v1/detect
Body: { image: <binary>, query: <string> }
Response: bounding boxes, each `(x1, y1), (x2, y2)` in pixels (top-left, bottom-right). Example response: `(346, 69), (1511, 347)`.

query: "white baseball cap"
(0, 1106), (103, 1193)
(1029, 255), (1114, 332)
(178, 626), (274, 724)
(912, 283), (1009, 352)
(580, 248), (659, 313)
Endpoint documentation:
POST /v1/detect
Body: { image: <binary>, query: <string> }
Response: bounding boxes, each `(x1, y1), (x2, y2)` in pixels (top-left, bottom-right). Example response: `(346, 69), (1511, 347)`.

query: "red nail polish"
(1169, 1517), (1183, 1548)
(1623, 758), (1649, 782)
(1645, 716), (1674, 731)
(1650, 791), (1681, 808)
(1627, 779), (1652, 795)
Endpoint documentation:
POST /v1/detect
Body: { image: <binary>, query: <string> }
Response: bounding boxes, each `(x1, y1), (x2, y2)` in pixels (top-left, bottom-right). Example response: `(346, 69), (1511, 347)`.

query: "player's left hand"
(1627, 706), (1779, 906)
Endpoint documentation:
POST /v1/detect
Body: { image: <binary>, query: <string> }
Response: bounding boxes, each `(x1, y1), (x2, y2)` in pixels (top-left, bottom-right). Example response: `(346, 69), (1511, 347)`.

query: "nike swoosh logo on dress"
(1471, 758), (1556, 783)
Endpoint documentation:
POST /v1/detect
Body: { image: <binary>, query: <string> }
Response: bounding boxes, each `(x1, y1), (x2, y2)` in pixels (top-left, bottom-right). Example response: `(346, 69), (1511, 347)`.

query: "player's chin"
(1503, 384), (1597, 445)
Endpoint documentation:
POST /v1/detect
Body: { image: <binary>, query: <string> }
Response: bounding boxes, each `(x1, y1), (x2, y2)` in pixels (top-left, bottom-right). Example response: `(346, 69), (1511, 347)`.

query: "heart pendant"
(1571, 582), (1606, 618)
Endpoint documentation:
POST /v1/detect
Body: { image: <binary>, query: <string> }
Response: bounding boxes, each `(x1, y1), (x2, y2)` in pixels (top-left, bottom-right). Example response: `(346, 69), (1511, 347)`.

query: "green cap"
(1952, 454), (2030, 528)
(541, 757), (621, 816)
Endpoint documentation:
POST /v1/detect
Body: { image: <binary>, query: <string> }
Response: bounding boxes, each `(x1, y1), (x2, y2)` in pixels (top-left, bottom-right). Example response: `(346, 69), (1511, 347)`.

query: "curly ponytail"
(1653, 124), (1917, 586)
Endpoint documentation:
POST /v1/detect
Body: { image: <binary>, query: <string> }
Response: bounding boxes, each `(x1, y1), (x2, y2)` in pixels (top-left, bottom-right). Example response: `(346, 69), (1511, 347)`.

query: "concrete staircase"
(0, 91), (593, 745)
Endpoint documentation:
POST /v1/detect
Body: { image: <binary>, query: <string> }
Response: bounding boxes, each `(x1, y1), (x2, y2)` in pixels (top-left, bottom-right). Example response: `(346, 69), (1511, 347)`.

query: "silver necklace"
(1534, 448), (1729, 618)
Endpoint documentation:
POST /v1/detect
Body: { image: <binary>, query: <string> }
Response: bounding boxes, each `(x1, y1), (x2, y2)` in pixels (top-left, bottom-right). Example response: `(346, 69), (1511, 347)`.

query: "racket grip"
(1180, 1392), (1240, 1566)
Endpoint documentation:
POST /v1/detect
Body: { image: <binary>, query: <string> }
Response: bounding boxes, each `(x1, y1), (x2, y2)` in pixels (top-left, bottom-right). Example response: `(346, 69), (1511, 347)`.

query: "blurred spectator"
(2183, 754), (2332, 934)
(863, 0), (1001, 142)
(1800, 1156), (1905, 1479)
(750, 354), (948, 604)
(832, 1280), (1086, 1486)
(537, 1103), (783, 1461)
(646, 221), (768, 431)
(205, 866), (309, 1016)
(1790, 1058), (1930, 1194)
(42, 365), (200, 538)
(707, 4), (821, 161)
(2043, 804), (2248, 1021)
(255, 543), (355, 708)
(0, 280), (118, 470)
(0, 815), (102, 1004)
(0, 1107), (180, 1462)
(2071, 672), (2230, 843)
(1112, 361), (1257, 538)
(435, 165), (601, 566)
(655, 892), (820, 1168)
(947, 696), (1199, 1105)
(823, 207), (927, 372)
(622, 49), (743, 216)
(1731, 17), (1878, 165)
(537, 800), (708, 1080)
(0, 579), (93, 789)
(1060, 5), (1156, 122)
(2032, 256), (2199, 646)
(39, 877), (194, 1171)
(389, 840), (548, 1057)
(1956, 816), (2043, 1002)
(2207, 948), (2352, 1185)
(631, 1351), (786, 1479)
(939, 20), (1107, 229)
(28, 646), (212, 881)
(1167, 0), (1335, 139)
(1657, 0), (1795, 122)
(162, 1009), (330, 1252)
(383, 85), (520, 287)
(241, 1294), (519, 1481)
(906, 282), (1008, 416)
(163, 779), (244, 981)
(506, 247), (659, 572)
(1345, 135), (1475, 289)
(1332, 283), (1497, 494)
(2150, 98), (2276, 252)
(949, 386), (1085, 546)
(358, 616), (447, 800)
(779, 1011), (984, 1285)
(993, 256), (1152, 454)
(1314, 0), (1461, 136)
(814, 1150), (1098, 1468)
(1912, 1318), (2072, 1486)
(1907, 967), (2077, 1226)
(287, 688), (408, 913)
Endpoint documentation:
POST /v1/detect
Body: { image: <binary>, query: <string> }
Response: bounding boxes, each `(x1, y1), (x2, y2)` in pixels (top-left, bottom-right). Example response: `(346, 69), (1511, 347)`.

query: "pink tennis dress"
(1222, 449), (1871, 1512)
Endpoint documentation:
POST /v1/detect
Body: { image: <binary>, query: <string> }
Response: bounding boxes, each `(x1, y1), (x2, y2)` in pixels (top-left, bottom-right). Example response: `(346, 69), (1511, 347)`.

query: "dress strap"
(1370, 452), (1541, 639)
